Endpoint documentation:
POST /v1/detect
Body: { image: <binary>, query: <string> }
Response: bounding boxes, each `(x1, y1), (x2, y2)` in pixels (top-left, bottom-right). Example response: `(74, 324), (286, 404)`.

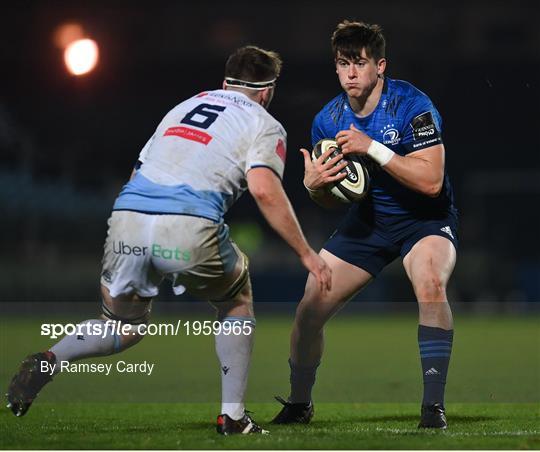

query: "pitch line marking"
(371, 427), (539, 437)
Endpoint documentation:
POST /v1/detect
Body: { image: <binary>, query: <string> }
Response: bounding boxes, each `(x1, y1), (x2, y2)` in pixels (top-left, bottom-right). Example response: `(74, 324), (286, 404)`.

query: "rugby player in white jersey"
(6, 46), (332, 435)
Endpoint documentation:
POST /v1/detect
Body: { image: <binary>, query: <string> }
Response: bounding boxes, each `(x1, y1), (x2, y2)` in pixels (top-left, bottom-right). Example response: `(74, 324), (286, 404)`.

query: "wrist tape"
(367, 140), (395, 166)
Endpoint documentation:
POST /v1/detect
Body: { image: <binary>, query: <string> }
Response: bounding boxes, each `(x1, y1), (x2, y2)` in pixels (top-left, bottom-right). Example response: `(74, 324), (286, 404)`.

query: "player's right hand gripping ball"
(311, 138), (370, 203)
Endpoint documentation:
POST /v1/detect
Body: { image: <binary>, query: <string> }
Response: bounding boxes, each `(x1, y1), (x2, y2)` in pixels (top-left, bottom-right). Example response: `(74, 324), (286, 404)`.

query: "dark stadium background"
(1, 0), (539, 307)
(1, 4), (539, 449)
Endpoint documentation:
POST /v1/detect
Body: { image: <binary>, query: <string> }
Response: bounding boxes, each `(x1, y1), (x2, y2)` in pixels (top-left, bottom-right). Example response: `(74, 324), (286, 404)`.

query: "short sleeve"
(400, 97), (443, 154)
(245, 124), (287, 180)
(135, 134), (155, 169)
(311, 112), (329, 147)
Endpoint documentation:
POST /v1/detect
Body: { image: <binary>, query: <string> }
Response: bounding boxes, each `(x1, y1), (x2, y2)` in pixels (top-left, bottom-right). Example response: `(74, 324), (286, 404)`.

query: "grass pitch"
(1, 402), (538, 449)
(1, 311), (539, 449)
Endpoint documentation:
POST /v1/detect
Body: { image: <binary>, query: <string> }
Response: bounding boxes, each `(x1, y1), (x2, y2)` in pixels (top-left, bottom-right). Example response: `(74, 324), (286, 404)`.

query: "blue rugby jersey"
(312, 77), (457, 217)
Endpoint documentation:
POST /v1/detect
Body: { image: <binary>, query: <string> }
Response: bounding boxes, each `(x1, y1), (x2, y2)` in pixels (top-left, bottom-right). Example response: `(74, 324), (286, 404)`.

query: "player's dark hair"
(225, 46), (282, 82)
(331, 20), (385, 62)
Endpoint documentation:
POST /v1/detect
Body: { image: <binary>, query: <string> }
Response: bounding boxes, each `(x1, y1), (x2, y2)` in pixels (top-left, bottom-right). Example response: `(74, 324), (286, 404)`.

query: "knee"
(215, 299), (254, 320)
(414, 274), (447, 302)
(295, 300), (316, 325)
(212, 278), (254, 319)
(295, 292), (339, 332)
(233, 279), (253, 307)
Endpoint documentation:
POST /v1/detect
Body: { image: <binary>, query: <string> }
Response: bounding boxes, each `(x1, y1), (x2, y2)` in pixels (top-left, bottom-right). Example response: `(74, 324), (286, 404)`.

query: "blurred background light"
(64, 38), (99, 76)
(53, 22), (85, 49)
(230, 222), (264, 255)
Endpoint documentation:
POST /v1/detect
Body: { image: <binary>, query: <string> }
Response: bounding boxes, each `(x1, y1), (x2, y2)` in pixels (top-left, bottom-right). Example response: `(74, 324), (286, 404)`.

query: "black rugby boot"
(6, 351), (56, 417)
(271, 395), (314, 424)
(217, 411), (268, 435)
(418, 403), (448, 429)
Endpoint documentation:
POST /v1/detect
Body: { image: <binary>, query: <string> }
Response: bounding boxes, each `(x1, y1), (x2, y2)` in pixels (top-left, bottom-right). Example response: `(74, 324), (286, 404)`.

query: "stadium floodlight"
(53, 23), (84, 49)
(64, 38), (99, 76)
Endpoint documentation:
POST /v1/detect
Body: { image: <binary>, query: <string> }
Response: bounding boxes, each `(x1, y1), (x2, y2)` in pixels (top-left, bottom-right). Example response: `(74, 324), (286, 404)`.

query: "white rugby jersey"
(113, 89), (287, 221)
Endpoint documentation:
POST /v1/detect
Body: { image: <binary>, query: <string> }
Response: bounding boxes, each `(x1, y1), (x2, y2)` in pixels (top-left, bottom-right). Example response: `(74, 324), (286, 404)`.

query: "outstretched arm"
(247, 167), (332, 292)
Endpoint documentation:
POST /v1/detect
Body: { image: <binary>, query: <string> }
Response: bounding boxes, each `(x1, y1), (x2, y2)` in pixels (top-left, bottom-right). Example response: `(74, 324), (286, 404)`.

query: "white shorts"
(101, 211), (247, 300)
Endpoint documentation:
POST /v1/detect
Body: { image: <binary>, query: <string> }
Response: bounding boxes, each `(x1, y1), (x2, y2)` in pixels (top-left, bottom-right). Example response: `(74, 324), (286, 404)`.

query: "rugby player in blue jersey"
(272, 20), (458, 429)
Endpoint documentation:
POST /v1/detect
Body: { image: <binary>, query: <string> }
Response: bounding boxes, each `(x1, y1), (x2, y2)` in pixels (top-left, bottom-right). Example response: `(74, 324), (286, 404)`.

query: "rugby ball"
(311, 138), (370, 203)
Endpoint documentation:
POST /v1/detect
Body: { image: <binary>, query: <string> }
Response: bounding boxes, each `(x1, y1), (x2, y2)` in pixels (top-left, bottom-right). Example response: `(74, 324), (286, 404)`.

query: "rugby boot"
(271, 395), (314, 424)
(6, 351), (56, 417)
(216, 411), (269, 435)
(418, 403), (448, 429)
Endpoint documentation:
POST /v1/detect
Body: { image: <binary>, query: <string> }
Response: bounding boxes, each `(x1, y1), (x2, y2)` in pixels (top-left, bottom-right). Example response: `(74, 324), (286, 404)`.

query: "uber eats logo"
(151, 244), (191, 262)
(113, 241), (191, 261)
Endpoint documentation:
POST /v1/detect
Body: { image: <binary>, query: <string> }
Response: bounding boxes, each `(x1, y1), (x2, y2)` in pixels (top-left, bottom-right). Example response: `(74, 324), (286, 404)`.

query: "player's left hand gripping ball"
(311, 139), (370, 203)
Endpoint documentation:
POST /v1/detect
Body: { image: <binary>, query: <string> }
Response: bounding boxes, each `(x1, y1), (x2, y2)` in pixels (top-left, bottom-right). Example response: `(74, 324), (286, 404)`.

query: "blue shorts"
(323, 205), (459, 277)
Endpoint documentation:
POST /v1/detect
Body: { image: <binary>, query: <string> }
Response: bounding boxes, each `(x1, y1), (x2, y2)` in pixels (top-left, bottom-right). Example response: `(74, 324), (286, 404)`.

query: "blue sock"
(289, 358), (319, 404)
(418, 325), (453, 405)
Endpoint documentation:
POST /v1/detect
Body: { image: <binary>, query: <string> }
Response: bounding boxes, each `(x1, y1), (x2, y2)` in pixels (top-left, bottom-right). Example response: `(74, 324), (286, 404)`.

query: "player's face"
(335, 50), (385, 98)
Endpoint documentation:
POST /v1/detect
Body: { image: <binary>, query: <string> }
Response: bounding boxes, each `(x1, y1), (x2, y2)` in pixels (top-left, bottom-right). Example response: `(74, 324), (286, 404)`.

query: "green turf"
(1, 313), (539, 448)
(1, 403), (538, 449)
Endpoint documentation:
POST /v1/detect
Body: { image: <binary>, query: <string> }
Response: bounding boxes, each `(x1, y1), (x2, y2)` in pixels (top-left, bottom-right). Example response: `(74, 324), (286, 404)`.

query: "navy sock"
(289, 358), (319, 403)
(418, 325), (453, 405)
